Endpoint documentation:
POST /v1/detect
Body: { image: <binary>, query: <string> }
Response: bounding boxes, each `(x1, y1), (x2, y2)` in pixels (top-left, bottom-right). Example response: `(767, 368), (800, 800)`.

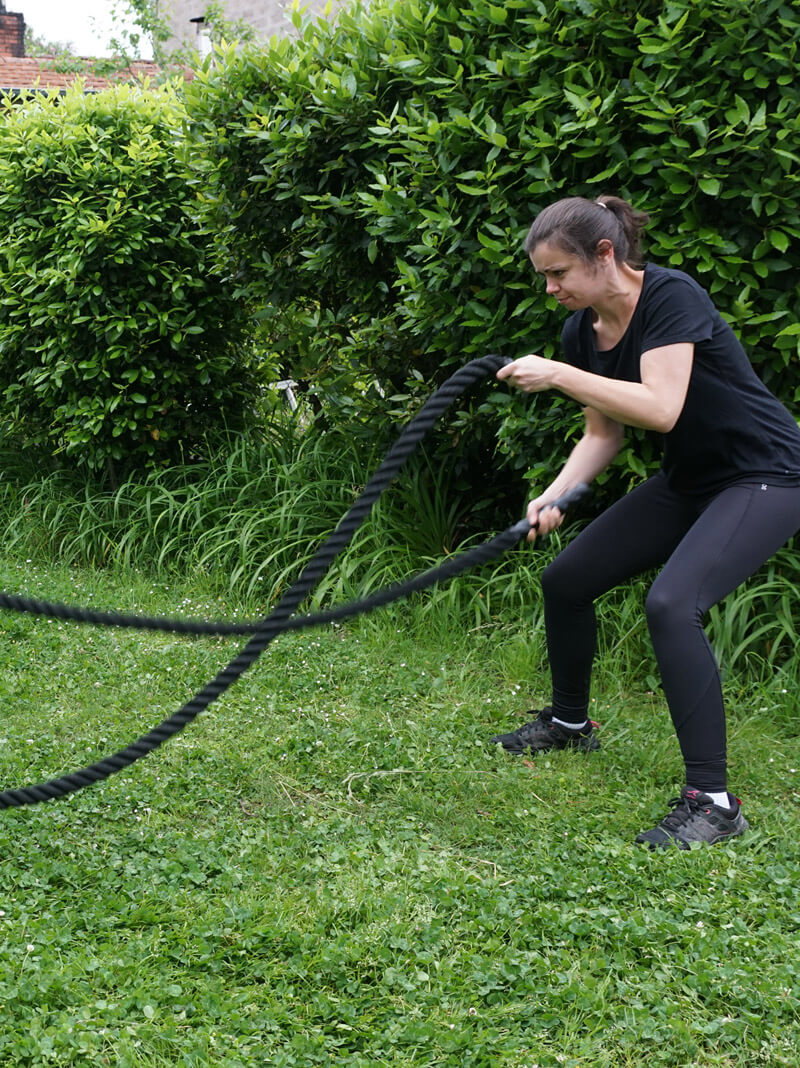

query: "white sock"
(552, 715), (590, 732)
(703, 790), (733, 809)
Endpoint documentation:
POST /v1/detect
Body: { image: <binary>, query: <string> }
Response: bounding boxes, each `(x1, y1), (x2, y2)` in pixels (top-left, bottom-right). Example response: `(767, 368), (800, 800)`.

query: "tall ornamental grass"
(1, 417), (799, 688)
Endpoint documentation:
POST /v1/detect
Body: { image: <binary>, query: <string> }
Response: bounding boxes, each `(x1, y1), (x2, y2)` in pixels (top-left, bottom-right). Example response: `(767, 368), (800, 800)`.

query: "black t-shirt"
(560, 262), (800, 496)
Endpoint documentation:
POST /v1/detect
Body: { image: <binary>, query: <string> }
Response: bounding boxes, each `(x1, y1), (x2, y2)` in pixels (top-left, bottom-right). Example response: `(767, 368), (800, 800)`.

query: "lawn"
(0, 554), (798, 1066)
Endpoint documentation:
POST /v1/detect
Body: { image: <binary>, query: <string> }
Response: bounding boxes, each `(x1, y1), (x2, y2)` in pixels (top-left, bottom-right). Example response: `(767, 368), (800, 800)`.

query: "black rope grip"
(0, 355), (587, 808)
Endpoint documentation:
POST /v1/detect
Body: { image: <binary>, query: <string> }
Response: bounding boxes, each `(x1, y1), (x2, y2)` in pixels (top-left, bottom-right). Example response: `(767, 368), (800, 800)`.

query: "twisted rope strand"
(0, 355), (509, 637)
(0, 520), (533, 808)
(0, 355), (516, 808)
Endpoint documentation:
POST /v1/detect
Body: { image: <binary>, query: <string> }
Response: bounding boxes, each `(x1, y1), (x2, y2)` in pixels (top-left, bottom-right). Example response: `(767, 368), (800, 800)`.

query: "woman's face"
(529, 240), (610, 310)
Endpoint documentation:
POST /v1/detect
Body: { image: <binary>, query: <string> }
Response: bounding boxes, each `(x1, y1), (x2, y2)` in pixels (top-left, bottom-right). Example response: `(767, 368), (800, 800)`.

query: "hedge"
(0, 82), (259, 480)
(184, 0), (800, 509)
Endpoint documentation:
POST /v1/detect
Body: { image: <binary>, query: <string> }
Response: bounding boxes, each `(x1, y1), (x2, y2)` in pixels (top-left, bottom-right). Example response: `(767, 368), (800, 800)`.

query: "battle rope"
(0, 355), (587, 808)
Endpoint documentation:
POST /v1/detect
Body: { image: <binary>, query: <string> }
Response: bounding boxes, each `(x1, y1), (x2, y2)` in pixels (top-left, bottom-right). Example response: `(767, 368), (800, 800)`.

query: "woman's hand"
(525, 494), (565, 543)
(496, 355), (557, 393)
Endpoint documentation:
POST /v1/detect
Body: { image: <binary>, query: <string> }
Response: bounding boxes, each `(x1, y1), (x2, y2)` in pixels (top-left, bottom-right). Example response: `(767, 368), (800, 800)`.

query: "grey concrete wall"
(158, 0), (348, 51)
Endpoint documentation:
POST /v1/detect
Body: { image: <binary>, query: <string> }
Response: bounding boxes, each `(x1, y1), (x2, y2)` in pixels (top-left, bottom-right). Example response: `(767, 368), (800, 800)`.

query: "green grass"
(0, 553), (799, 1067)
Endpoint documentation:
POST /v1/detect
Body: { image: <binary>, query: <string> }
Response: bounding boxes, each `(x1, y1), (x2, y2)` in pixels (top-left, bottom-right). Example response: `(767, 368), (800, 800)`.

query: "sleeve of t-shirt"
(641, 274), (715, 352)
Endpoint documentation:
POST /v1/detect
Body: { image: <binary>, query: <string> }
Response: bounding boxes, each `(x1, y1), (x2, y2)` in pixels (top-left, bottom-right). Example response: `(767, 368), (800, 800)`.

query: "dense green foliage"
(3, 0), (799, 506)
(185, 0), (800, 497)
(0, 84), (259, 479)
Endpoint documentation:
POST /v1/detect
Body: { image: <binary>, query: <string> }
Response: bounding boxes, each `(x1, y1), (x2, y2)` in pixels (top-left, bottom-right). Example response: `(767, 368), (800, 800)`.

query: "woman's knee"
(542, 552), (592, 607)
(645, 581), (694, 635)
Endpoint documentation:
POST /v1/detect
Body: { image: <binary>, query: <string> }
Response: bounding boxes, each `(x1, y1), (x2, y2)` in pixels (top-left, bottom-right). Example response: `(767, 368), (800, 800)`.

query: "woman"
(492, 194), (800, 849)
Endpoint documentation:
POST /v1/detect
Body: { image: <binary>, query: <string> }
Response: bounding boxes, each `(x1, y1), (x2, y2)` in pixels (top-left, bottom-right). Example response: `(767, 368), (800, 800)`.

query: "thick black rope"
(0, 355), (585, 808)
(0, 355), (510, 638)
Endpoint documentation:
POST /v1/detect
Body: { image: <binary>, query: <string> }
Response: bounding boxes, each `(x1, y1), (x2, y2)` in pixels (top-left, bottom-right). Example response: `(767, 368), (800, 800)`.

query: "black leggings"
(542, 475), (800, 791)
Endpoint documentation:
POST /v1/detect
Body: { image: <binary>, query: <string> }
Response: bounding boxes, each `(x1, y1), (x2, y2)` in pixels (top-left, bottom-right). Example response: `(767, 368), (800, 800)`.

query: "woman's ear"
(595, 238), (615, 265)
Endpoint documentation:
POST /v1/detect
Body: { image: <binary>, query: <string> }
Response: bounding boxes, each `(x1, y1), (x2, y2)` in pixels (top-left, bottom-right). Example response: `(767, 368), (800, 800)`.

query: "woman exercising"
(492, 194), (800, 849)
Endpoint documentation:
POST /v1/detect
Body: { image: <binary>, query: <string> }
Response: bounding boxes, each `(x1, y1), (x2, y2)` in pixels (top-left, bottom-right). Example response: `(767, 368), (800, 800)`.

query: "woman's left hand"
(496, 355), (557, 393)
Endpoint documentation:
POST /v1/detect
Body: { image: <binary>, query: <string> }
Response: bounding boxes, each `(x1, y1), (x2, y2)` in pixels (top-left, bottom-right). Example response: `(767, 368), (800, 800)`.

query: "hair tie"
(596, 200), (608, 209)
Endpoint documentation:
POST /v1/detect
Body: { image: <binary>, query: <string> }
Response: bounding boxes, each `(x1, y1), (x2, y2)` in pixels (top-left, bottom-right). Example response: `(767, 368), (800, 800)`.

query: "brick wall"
(0, 9), (24, 58)
(159, 0), (348, 51)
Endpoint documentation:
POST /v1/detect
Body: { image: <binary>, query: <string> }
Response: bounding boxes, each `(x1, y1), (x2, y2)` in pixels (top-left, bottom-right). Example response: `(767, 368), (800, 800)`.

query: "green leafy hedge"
(185, 0), (800, 508)
(0, 83), (258, 479)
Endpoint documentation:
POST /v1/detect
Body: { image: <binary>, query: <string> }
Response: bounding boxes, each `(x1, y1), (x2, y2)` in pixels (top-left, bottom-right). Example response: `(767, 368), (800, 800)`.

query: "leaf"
(698, 177), (721, 196)
(724, 94), (750, 126)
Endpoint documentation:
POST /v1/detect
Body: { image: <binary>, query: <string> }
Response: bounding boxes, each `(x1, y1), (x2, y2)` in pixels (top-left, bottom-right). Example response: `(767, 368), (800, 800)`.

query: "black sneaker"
(636, 787), (749, 850)
(490, 707), (600, 754)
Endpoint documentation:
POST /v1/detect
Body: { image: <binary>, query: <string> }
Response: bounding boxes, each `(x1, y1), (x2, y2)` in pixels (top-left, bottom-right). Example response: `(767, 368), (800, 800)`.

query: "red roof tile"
(0, 55), (187, 93)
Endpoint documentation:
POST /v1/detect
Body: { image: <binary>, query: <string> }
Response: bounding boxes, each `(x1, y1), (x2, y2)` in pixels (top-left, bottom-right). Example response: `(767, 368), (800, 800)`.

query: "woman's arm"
(527, 406), (624, 541)
(497, 342), (694, 433)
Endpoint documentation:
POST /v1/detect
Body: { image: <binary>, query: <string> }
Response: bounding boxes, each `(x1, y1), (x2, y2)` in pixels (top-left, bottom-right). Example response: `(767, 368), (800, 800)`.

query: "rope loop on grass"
(0, 355), (587, 809)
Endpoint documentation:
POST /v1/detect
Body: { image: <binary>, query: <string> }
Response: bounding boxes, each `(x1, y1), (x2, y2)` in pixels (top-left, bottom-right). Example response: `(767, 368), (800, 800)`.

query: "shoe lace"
(659, 792), (704, 832)
(516, 711), (553, 740)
